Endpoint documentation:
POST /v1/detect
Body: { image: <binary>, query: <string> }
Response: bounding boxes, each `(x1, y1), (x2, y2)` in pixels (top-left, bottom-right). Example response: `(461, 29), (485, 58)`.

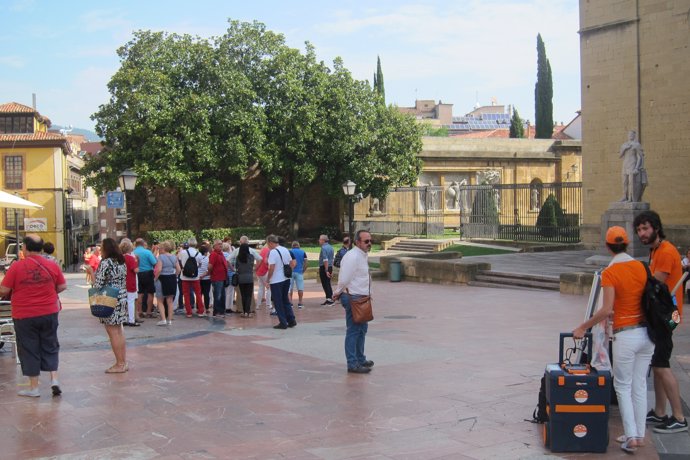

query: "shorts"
(137, 270), (155, 294)
(290, 272), (304, 291)
(159, 274), (177, 297)
(651, 331), (673, 368)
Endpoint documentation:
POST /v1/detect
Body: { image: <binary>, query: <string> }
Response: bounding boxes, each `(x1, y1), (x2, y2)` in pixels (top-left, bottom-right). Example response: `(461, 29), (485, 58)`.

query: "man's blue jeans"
(270, 279), (294, 326)
(341, 293), (368, 369)
(212, 281), (226, 316)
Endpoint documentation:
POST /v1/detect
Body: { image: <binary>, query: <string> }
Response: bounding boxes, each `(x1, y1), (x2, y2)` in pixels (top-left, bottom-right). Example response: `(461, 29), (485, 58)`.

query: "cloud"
(0, 56), (25, 68)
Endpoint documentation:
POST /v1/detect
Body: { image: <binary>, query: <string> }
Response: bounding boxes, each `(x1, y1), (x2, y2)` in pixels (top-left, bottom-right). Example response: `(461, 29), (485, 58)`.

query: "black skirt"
(159, 274), (177, 297)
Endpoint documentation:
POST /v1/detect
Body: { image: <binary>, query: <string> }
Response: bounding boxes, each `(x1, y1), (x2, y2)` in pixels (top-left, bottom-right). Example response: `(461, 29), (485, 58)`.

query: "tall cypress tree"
(534, 34), (553, 139)
(375, 55), (385, 103)
(509, 108), (525, 138)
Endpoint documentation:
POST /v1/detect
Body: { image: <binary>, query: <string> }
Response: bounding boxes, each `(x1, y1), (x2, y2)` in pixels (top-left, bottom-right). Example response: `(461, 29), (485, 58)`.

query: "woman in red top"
(573, 227), (653, 453)
(0, 234), (67, 398)
(208, 240), (228, 317)
(119, 239), (139, 327)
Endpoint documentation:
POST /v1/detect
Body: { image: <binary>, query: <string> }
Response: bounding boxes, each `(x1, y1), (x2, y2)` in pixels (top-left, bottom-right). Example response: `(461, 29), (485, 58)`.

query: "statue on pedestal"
(619, 130), (648, 202)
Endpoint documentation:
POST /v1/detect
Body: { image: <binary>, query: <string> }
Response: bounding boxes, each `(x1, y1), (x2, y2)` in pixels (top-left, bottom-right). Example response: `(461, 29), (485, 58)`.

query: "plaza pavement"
(0, 250), (688, 459)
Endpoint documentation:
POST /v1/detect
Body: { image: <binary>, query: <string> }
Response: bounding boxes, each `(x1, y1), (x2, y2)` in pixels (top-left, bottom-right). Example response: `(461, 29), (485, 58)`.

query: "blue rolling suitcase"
(542, 333), (611, 453)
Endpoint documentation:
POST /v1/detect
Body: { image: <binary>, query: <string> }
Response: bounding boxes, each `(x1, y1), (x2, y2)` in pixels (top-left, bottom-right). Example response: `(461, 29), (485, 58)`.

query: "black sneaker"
(287, 321), (297, 328)
(273, 323), (288, 330)
(347, 366), (371, 374)
(646, 409), (669, 424)
(361, 360), (374, 368)
(653, 416), (688, 434)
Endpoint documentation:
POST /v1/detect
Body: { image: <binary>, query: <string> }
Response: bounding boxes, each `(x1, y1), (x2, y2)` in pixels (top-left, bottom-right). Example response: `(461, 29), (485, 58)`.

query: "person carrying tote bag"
(333, 230), (375, 374)
(93, 238), (129, 374)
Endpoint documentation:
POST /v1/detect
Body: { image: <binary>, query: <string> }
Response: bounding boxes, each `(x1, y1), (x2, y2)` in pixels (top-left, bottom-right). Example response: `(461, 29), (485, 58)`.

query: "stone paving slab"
(0, 266), (686, 459)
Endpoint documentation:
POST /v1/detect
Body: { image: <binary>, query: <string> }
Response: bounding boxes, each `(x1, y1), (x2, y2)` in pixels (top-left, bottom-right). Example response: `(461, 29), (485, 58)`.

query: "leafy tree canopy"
(509, 108), (525, 138)
(85, 20), (422, 233)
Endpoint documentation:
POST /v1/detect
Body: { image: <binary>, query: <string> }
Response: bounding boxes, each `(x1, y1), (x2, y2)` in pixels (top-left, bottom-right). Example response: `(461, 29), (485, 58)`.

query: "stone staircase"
(387, 238), (453, 253)
(468, 270), (560, 291)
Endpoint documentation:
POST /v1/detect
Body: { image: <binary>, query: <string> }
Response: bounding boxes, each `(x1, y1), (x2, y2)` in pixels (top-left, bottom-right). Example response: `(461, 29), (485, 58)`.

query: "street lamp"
(342, 180), (356, 242)
(118, 169), (138, 237)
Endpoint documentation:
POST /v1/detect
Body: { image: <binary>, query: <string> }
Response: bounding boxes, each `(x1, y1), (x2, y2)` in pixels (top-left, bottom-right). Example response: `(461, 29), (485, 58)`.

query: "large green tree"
(86, 20), (422, 236)
(534, 33), (553, 139)
(85, 30), (266, 206)
(509, 108), (525, 138)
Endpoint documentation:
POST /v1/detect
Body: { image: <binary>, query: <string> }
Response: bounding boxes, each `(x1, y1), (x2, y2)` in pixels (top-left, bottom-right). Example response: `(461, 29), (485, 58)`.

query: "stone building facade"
(579, 0), (690, 248)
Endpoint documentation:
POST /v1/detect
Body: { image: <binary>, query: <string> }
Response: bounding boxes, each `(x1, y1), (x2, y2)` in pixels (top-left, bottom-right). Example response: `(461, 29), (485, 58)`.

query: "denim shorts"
(291, 272), (304, 291)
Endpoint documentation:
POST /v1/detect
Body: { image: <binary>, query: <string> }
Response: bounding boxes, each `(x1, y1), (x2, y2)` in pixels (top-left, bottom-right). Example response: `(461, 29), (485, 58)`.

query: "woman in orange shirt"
(573, 226), (653, 454)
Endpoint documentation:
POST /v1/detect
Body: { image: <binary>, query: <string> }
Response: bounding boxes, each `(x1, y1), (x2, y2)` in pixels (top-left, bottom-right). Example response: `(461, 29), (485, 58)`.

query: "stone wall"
(128, 172), (340, 238)
(580, 0), (690, 248)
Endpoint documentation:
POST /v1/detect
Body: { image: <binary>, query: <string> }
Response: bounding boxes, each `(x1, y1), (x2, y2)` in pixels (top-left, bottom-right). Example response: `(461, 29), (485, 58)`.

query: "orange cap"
(606, 226), (629, 244)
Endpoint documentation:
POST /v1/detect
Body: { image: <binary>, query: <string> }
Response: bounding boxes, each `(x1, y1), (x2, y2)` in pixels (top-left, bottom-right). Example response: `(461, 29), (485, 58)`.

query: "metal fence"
(349, 186), (445, 238)
(460, 182), (582, 243)
(349, 182), (582, 243)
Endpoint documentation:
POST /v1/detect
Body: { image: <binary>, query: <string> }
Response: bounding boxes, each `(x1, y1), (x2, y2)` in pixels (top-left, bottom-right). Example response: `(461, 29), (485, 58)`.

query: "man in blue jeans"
(265, 235), (297, 329)
(334, 230), (373, 374)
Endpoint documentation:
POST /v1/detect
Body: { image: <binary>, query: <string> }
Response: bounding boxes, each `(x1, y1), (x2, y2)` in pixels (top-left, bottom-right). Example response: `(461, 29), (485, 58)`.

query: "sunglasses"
(362, 239), (372, 244)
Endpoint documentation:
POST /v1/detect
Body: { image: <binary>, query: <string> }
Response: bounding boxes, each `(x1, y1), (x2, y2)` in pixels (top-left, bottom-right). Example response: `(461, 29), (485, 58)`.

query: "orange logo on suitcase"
(574, 389), (588, 403)
(573, 424), (587, 438)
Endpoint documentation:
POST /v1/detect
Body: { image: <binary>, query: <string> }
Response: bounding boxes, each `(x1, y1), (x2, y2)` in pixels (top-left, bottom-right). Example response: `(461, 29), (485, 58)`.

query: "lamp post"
(342, 180), (356, 242)
(118, 169), (138, 238)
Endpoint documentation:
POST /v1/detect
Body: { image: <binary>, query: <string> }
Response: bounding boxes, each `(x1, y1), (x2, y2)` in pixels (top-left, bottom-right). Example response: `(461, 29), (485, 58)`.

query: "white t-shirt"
(178, 247), (202, 281)
(268, 246), (291, 284)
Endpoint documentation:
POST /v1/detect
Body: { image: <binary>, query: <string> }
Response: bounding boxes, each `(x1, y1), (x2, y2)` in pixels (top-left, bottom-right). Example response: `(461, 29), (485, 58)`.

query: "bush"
(199, 227), (266, 242)
(318, 225), (341, 240)
(536, 194), (565, 237)
(146, 230), (196, 245)
(470, 186), (499, 225)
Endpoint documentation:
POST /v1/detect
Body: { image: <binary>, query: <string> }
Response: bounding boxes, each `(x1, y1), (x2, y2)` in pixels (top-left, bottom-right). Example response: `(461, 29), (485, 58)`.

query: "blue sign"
(106, 191), (125, 209)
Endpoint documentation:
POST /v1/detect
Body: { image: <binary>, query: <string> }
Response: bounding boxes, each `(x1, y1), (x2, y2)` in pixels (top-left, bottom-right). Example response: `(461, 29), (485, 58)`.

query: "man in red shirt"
(634, 210), (688, 434)
(0, 234), (66, 398)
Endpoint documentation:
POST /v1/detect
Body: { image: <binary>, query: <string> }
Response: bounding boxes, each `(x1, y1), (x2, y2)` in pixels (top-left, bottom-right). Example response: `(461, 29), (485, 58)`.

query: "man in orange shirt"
(634, 210), (688, 434)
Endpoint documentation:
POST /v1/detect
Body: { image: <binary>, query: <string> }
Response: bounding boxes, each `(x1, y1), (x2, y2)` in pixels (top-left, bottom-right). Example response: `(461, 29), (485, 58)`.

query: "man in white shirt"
(334, 230), (374, 374)
(265, 235), (296, 329)
(178, 237), (206, 317)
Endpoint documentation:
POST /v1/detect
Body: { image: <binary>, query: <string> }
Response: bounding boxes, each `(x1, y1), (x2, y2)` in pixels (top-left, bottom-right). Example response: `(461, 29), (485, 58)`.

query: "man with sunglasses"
(333, 230), (374, 374)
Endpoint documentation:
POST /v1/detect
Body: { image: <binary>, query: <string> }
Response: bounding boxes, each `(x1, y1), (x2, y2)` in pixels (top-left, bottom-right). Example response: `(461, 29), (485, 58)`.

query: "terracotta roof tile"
(0, 131), (67, 141)
(0, 102), (35, 113)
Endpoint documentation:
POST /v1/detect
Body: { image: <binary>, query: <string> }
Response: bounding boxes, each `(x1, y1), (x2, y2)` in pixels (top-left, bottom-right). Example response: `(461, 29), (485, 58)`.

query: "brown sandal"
(105, 363), (129, 374)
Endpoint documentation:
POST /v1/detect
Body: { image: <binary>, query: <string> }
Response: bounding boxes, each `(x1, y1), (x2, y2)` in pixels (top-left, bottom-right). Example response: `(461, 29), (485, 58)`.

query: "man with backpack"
(334, 237), (351, 270)
(634, 210), (688, 434)
(178, 237), (206, 318)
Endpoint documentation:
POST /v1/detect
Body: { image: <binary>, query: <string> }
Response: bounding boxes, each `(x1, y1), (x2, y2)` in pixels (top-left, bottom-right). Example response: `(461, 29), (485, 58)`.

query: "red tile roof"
(0, 102), (35, 113)
(0, 132), (67, 142)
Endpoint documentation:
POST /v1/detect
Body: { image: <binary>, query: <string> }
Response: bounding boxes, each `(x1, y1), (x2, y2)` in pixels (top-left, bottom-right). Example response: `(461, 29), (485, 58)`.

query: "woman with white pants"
(573, 226), (653, 454)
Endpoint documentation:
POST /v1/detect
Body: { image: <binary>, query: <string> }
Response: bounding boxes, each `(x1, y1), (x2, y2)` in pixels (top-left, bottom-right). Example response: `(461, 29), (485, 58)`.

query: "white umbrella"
(0, 190), (43, 210)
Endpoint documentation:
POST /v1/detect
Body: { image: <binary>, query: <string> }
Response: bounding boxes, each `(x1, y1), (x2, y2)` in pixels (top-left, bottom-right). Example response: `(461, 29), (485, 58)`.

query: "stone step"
(478, 270), (560, 283)
(473, 274), (560, 291)
(467, 280), (547, 291)
(472, 270), (560, 291)
(389, 239), (451, 253)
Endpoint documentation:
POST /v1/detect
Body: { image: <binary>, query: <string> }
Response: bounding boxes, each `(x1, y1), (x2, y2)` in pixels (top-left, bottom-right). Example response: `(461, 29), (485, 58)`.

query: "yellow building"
(352, 137), (582, 236)
(0, 102), (75, 266)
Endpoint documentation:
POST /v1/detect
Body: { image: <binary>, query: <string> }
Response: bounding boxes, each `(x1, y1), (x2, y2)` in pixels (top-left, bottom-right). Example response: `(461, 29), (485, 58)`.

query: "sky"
(0, 0), (581, 135)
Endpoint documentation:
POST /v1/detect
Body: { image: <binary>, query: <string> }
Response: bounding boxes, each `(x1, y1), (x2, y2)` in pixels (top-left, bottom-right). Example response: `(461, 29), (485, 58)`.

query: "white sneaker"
(298, 304), (304, 309)
(167, 320), (172, 325)
(156, 320), (168, 326)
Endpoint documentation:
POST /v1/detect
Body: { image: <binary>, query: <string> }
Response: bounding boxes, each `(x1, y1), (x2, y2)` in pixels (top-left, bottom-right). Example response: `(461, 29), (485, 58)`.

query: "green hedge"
(147, 227), (266, 245)
(146, 230), (196, 244)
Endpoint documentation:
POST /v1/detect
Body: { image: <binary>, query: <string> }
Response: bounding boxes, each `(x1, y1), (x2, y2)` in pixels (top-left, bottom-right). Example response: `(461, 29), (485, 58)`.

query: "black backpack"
(181, 249), (199, 278)
(641, 262), (680, 343)
(530, 376), (549, 424)
(334, 247), (347, 268)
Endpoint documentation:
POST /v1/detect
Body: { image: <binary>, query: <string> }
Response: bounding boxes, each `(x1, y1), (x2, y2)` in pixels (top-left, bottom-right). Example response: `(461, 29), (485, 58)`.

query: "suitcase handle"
(559, 332), (592, 366)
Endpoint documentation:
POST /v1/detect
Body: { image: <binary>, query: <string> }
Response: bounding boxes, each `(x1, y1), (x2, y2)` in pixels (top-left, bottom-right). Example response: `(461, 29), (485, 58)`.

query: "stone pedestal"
(586, 202), (650, 265)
